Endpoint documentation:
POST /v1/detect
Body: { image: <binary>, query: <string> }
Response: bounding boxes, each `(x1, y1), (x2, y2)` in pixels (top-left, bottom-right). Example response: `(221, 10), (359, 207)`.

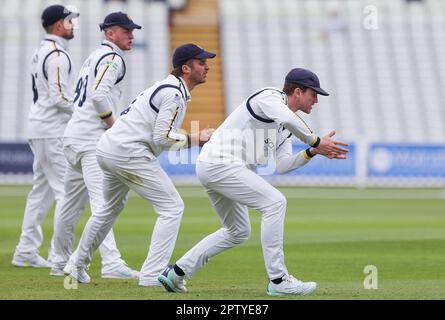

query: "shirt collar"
(44, 34), (69, 50)
(178, 76), (192, 102)
(168, 75), (191, 102)
(101, 39), (125, 56)
(283, 92), (288, 106)
(273, 88), (288, 105)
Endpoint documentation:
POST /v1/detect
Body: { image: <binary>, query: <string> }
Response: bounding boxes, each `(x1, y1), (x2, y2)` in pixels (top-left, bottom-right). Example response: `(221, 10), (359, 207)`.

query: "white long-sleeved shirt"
(274, 130), (313, 174)
(97, 74), (191, 159)
(27, 34), (75, 139)
(198, 87), (318, 173)
(63, 40), (126, 143)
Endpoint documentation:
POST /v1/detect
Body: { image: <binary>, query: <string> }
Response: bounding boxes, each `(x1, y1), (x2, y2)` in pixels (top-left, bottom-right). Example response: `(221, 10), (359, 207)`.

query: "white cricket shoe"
(49, 267), (65, 276)
(63, 263), (91, 284)
(12, 254), (52, 268)
(266, 275), (317, 296)
(138, 278), (163, 287)
(101, 264), (140, 280)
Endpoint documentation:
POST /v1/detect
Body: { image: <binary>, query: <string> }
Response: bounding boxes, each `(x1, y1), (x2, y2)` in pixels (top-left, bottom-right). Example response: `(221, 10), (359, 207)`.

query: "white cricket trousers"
(177, 161), (289, 280)
(14, 138), (66, 261)
(52, 143), (125, 273)
(72, 155), (184, 284)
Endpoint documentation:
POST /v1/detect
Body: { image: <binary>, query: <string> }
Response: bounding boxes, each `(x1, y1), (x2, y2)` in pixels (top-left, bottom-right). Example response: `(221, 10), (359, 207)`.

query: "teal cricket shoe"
(102, 264), (140, 280)
(158, 265), (187, 293)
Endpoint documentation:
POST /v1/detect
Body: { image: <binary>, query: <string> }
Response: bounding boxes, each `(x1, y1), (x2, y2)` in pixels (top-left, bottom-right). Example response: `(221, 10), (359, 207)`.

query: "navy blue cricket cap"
(99, 12), (142, 31)
(172, 43), (216, 68)
(41, 5), (79, 28)
(285, 68), (329, 96)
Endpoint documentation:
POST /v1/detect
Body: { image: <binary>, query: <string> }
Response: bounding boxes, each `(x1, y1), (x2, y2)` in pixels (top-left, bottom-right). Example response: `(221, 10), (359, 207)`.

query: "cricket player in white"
(12, 5), (79, 268)
(158, 68), (349, 296)
(50, 12), (141, 279)
(65, 44), (216, 286)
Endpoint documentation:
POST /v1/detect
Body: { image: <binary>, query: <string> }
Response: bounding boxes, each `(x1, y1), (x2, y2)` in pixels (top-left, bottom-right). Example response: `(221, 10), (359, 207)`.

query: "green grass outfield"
(0, 185), (444, 300)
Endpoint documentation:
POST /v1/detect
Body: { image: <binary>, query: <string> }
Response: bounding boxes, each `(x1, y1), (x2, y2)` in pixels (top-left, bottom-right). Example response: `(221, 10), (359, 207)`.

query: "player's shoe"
(158, 265), (187, 293)
(101, 264), (140, 280)
(12, 254), (52, 268)
(63, 262), (91, 284)
(266, 275), (317, 296)
(138, 278), (163, 287)
(49, 267), (65, 276)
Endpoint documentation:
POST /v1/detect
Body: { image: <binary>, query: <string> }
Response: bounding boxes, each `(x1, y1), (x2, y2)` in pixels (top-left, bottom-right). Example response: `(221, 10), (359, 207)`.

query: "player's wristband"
(99, 111), (113, 120)
(310, 136), (321, 148)
(305, 148), (316, 159)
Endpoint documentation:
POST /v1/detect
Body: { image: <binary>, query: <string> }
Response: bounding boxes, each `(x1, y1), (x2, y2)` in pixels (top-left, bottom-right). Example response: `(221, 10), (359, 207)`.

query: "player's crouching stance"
(158, 68), (349, 296)
(52, 12), (141, 281)
(65, 44), (216, 286)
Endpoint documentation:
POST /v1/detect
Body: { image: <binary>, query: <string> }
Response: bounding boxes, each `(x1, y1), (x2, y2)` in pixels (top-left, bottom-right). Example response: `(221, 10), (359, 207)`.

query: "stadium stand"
(219, 0), (445, 143)
(0, 0), (444, 186)
(0, 0), (170, 141)
(170, 0), (225, 132)
(2, 0), (444, 142)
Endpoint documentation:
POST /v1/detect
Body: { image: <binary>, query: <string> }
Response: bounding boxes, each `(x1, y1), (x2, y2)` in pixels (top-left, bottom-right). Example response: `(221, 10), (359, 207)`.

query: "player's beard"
(302, 103), (313, 114)
(191, 72), (207, 85)
(63, 31), (74, 40)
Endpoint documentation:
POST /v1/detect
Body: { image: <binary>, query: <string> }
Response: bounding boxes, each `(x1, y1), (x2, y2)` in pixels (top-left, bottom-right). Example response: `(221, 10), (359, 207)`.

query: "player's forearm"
(91, 93), (115, 128)
(153, 129), (188, 149)
(91, 91), (112, 114)
(48, 76), (73, 112)
(283, 120), (320, 147)
(165, 129), (213, 150)
(259, 97), (319, 146)
(276, 148), (315, 174)
(47, 60), (74, 112)
(152, 96), (190, 149)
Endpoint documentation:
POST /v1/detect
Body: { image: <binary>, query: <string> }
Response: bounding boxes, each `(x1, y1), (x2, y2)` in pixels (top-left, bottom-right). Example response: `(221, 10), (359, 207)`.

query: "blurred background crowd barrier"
(0, 0), (444, 186)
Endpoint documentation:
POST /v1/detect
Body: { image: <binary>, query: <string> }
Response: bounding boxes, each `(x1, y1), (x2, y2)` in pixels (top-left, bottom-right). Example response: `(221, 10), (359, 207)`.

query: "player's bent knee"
(229, 227), (251, 244)
(265, 193), (287, 211)
(157, 198), (184, 218)
(172, 198), (185, 216)
(262, 195), (287, 218)
(274, 194), (287, 210)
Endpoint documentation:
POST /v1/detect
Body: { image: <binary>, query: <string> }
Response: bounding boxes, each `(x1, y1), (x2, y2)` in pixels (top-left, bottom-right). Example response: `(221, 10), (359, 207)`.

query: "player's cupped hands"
(315, 130), (349, 158)
(198, 128), (215, 146)
(189, 128), (215, 146)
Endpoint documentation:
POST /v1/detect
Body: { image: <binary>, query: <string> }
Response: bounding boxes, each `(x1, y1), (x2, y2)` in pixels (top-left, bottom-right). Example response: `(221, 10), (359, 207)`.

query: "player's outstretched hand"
(325, 153), (347, 159)
(198, 128), (215, 146)
(315, 130), (349, 158)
